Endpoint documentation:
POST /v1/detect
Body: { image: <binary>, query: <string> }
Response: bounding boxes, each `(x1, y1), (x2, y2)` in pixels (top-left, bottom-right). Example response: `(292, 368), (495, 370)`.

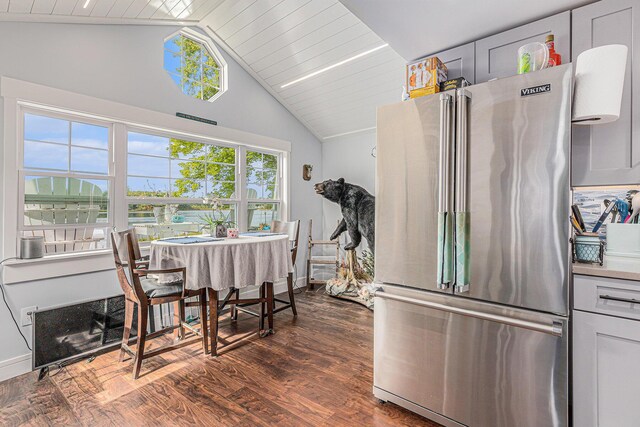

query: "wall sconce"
(303, 164), (313, 181)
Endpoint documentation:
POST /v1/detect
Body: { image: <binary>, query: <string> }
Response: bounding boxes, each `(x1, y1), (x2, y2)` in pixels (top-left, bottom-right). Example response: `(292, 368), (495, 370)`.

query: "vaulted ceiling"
(199, 0), (405, 141)
(0, 0), (406, 142)
(0, 0), (599, 142)
(0, 0), (219, 21)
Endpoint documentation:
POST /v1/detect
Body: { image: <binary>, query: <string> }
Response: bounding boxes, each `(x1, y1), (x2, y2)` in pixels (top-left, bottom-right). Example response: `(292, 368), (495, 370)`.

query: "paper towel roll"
(572, 44), (628, 125)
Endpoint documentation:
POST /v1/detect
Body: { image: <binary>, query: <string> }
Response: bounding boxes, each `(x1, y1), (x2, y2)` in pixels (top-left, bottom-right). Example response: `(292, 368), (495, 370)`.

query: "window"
(21, 112), (112, 254)
(163, 29), (226, 101)
(246, 150), (281, 231)
(7, 79), (288, 269)
(126, 131), (239, 241)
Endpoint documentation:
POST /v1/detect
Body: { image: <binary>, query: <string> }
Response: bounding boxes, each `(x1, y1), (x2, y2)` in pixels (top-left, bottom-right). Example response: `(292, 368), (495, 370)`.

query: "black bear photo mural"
(314, 178), (375, 254)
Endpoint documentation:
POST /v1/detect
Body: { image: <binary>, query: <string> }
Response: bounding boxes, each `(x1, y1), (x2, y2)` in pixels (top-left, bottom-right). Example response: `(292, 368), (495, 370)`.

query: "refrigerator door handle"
(455, 89), (471, 293)
(373, 289), (564, 337)
(437, 94), (454, 289)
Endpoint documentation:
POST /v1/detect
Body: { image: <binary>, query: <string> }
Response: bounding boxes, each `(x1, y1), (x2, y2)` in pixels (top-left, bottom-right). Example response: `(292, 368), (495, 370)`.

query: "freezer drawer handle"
(374, 290), (563, 337)
(599, 295), (640, 305)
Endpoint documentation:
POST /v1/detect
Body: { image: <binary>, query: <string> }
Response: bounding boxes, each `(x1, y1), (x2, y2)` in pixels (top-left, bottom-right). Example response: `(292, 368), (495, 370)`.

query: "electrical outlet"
(21, 306), (37, 327)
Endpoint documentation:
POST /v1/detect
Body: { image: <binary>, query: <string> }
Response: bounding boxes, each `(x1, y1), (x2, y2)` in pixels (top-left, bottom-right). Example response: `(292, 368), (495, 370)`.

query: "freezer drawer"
(373, 285), (568, 427)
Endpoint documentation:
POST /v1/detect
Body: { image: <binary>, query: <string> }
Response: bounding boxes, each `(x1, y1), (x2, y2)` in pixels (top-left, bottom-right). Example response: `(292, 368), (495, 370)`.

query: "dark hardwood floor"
(0, 291), (440, 426)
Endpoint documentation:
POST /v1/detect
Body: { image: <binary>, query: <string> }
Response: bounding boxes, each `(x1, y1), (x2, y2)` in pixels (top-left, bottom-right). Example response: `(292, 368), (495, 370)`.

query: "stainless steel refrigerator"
(373, 64), (572, 427)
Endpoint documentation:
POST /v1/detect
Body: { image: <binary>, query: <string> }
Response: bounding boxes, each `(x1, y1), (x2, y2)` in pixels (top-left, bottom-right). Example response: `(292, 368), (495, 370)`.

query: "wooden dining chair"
(111, 229), (209, 379)
(231, 220), (299, 320)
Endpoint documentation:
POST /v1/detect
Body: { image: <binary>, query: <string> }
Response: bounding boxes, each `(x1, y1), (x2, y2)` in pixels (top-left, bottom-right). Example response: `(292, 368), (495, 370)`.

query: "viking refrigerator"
(374, 64), (572, 427)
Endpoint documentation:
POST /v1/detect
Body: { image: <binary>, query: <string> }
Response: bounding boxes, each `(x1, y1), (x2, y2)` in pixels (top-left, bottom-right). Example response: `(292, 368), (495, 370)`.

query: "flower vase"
(215, 224), (227, 238)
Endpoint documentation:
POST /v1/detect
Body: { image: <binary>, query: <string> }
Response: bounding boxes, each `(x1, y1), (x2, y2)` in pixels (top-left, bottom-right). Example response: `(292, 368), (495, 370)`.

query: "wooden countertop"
(573, 256), (640, 281)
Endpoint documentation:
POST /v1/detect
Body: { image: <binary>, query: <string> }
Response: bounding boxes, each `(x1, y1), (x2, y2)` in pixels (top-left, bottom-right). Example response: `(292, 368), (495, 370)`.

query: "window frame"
(1, 77), (290, 284)
(243, 147), (284, 231)
(163, 27), (228, 103)
(18, 107), (116, 254)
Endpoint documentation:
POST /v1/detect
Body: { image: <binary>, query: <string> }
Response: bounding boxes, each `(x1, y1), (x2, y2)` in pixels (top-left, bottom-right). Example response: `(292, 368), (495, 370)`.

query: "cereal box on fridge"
(406, 56), (448, 98)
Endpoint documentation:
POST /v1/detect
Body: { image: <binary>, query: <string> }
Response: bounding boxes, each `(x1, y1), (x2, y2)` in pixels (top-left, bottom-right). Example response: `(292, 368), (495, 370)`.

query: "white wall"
(0, 22), (322, 379)
(320, 130), (376, 249)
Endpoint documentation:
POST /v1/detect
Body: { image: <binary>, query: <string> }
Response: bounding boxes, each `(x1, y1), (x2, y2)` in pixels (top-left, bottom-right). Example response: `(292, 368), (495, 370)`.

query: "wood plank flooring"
(0, 291), (440, 427)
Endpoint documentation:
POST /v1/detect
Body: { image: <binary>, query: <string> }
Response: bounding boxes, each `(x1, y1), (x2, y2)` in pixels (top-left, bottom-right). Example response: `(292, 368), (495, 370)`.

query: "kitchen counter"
(573, 256), (640, 281)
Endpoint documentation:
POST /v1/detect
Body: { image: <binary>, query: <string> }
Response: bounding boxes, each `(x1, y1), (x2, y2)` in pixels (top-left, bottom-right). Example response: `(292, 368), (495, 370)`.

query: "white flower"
(203, 196), (221, 210)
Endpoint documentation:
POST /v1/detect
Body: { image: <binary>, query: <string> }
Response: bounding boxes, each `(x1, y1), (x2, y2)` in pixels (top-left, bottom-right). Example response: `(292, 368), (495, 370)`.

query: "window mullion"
(113, 123), (128, 231)
(239, 146), (248, 232)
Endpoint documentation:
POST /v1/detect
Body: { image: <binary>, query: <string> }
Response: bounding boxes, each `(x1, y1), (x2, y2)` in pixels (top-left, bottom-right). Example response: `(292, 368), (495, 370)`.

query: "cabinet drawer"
(574, 274), (640, 320)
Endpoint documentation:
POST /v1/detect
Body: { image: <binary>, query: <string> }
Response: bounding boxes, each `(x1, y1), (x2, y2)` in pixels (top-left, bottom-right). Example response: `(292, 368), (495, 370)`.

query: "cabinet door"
(574, 310), (640, 427)
(432, 42), (475, 84)
(475, 11), (569, 83)
(571, 0), (640, 186)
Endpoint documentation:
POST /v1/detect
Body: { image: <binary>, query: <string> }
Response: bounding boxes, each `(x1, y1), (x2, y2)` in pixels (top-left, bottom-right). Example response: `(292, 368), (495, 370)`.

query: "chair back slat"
(111, 228), (138, 263)
(271, 220), (300, 264)
(110, 229), (145, 302)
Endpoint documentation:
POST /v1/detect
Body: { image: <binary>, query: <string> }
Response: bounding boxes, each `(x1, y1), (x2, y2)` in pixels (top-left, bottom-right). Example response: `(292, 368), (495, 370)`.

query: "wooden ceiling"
(0, 0), (223, 20)
(200, 0), (404, 140)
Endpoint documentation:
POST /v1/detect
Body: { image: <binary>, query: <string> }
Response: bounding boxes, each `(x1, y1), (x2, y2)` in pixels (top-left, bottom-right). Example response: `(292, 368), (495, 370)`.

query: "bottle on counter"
(545, 34), (562, 67)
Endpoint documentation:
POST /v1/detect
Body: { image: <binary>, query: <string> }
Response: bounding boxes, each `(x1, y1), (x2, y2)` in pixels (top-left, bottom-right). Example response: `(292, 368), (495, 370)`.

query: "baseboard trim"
(0, 353), (31, 382)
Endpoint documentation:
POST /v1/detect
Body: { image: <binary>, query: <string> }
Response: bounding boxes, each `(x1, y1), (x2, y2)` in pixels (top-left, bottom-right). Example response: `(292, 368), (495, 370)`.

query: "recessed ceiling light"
(280, 43), (389, 89)
(83, 0), (91, 8)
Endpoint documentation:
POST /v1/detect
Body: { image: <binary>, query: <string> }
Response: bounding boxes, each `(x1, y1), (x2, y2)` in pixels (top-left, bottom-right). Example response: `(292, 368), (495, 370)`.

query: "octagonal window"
(164, 30), (226, 101)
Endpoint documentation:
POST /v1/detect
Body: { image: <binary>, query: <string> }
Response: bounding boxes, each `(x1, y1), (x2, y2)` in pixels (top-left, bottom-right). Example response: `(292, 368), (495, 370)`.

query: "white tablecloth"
(149, 235), (293, 291)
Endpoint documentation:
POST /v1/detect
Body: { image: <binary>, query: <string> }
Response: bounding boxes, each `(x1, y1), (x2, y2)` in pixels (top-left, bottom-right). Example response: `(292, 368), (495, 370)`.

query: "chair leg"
(266, 282), (274, 333)
(119, 299), (134, 362)
(208, 289), (219, 357)
(133, 303), (148, 380)
(178, 300), (186, 340)
(287, 272), (298, 316)
(230, 289), (239, 321)
(259, 284), (266, 332)
(199, 289), (209, 354)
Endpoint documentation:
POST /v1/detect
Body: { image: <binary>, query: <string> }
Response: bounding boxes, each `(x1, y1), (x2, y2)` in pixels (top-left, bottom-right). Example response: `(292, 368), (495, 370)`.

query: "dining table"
(148, 234), (293, 355)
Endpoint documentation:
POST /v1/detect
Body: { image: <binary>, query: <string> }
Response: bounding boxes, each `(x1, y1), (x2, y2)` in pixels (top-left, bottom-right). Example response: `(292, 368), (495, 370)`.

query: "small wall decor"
(303, 164), (313, 181)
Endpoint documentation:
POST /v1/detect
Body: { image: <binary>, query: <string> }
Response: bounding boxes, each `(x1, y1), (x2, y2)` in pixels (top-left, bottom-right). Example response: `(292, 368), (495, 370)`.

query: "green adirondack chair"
(23, 176), (107, 253)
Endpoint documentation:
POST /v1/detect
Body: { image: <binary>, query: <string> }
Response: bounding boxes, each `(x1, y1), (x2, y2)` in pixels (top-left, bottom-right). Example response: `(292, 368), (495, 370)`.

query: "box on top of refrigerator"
(406, 56), (448, 98)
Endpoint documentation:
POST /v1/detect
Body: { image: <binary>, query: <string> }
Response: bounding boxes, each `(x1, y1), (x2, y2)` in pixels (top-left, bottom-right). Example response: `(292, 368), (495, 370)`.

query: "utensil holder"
(571, 235), (604, 265)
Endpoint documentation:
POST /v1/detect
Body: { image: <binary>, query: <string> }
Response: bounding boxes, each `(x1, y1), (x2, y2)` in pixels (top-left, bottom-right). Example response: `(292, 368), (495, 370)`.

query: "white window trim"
(1, 77), (290, 284)
(19, 106), (116, 245)
(164, 27), (228, 103)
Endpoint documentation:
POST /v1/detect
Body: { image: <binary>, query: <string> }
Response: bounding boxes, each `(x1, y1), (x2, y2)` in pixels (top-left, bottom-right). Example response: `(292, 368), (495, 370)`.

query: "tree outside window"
(163, 31), (225, 101)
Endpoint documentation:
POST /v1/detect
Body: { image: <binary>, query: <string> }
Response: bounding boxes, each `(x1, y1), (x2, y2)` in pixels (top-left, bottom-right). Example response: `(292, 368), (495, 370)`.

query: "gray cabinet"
(573, 274), (640, 427)
(432, 42), (475, 84)
(571, 0), (640, 186)
(574, 310), (640, 427)
(475, 11), (570, 83)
